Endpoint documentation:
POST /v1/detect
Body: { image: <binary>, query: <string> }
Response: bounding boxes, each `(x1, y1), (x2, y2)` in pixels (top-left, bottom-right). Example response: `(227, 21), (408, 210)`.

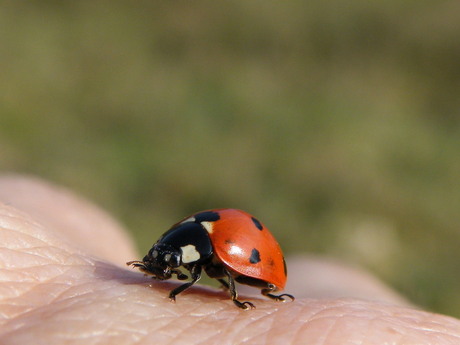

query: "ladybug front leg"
(224, 269), (255, 310)
(168, 265), (202, 302)
(261, 284), (295, 302)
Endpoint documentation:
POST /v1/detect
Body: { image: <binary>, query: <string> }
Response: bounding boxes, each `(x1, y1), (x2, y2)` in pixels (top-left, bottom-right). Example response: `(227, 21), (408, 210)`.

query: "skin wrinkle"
(82, 306), (126, 341)
(0, 269), (33, 282)
(0, 211), (40, 231)
(0, 213), (58, 247)
(272, 307), (305, 345)
(3, 263), (79, 285)
(2, 222), (113, 327)
(169, 313), (212, 344)
(307, 300), (392, 322)
(133, 305), (183, 340)
(160, 304), (201, 340)
(51, 281), (98, 304)
(0, 232), (47, 251)
(0, 235), (85, 271)
(0, 214), (96, 268)
(0, 281), (36, 299)
(385, 308), (457, 340)
(206, 309), (253, 344)
(298, 316), (342, 345)
(294, 299), (344, 327)
(0, 283), (67, 321)
(109, 303), (149, 336)
(314, 315), (341, 345)
(295, 303), (376, 343)
(237, 311), (274, 341)
(270, 316), (304, 345)
(261, 307), (281, 345)
(246, 308), (287, 344)
(140, 314), (189, 345)
(2, 264), (90, 306)
(183, 300), (249, 342)
(4, 284), (120, 329)
(14, 246), (76, 261)
(349, 315), (374, 345)
(301, 302), (460, 345)
(236, 312), (273, 344)
(196, 329), (224, 345)
(230, 306), (294, 344)
(411, 317), (460, 343)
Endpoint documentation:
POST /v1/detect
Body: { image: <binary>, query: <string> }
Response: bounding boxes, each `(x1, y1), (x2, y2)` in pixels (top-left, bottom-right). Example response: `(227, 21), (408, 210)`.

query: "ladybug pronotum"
(127, 208), (294, 310)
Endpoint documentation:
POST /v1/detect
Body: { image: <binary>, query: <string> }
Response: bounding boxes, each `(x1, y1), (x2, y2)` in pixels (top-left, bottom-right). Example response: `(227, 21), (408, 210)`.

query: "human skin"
(0, 175), (459, 345)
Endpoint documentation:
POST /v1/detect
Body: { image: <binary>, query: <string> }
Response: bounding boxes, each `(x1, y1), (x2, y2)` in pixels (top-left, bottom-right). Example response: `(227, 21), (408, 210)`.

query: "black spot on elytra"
(249, 248), (261, 264)
(251, 217), (263, 230)
(194, 211), (220, 223)
(225, 239), (235, 244)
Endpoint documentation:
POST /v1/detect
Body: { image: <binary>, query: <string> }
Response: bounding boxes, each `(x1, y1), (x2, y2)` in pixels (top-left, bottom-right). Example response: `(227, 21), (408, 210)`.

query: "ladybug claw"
(274, 294), (288, 302)
(241, 301), (256, 310)
(262, 291), (295, 303)
(233, 300), (255, 310)
(276, 294), (294, 302)
(280, 293), (295, 302)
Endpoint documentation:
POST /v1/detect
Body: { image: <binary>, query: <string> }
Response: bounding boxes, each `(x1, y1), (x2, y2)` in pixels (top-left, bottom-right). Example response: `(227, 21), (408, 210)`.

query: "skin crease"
(1, 176), (460, 345)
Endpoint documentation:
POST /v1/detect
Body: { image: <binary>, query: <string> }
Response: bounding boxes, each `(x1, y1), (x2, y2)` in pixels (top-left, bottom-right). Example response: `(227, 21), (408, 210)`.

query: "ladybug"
(127, 208), (294, 310)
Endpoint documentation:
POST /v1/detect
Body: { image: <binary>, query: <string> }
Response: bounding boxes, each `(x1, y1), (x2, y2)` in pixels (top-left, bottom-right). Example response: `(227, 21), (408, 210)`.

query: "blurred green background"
(1, 1), (460, 316)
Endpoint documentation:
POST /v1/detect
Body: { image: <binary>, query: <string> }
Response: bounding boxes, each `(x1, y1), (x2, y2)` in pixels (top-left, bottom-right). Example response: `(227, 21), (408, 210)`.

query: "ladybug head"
(136, 243), (183, 280)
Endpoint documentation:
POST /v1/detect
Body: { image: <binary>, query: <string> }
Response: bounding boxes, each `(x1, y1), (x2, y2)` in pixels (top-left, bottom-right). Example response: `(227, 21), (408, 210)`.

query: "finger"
(284, 255), (411, 306)
(0, 175), (137, 265)
(1, 182), (460, 344)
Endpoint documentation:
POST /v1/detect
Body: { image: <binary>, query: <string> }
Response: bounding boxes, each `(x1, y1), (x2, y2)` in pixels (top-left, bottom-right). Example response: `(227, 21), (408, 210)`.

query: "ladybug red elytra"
(127, 208), (294, 310)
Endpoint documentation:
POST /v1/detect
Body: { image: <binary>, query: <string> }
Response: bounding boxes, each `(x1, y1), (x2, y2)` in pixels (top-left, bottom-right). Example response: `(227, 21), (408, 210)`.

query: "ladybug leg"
(168, 265), (202, 302)
(224, 269), (255, 310)
(217, 278), (229, 290)
(261, 284), (295, 302)
(171, 269), (188, 280)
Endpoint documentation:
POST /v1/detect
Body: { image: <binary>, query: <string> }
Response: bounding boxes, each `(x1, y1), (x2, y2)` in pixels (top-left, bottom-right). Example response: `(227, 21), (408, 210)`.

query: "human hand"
(1, 175), (459, 344)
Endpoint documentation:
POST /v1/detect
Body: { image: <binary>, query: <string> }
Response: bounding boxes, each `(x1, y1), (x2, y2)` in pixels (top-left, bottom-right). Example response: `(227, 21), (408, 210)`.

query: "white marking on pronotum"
(201, 221), (214, 234)
(181, 244), (201, 263)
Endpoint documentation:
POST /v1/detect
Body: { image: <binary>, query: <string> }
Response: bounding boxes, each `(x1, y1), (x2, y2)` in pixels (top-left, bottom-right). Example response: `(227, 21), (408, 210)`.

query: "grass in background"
(1, 1), (460, 316)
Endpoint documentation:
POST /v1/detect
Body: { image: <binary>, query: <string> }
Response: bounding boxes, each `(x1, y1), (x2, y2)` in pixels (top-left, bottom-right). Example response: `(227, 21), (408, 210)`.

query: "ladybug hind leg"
(261, 284), (295, 302)
(224, 269), (255, 310)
